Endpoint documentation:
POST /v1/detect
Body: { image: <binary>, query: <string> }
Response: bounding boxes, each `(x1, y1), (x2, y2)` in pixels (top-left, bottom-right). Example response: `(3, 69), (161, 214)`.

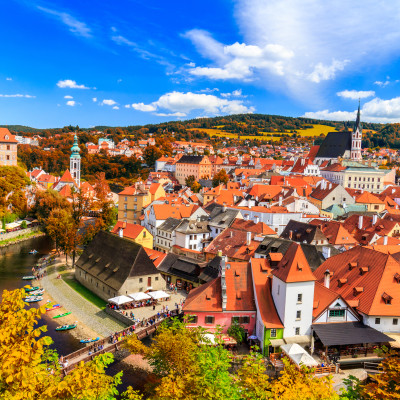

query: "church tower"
(351, 101), (362, 161)
(70, 133), (81, 188)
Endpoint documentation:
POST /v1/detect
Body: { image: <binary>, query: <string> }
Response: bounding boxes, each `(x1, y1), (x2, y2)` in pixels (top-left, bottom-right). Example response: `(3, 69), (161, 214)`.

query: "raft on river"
(22, 276), (36, 280)
(25, 286), (40, 292)
(80, 337), (100, 343)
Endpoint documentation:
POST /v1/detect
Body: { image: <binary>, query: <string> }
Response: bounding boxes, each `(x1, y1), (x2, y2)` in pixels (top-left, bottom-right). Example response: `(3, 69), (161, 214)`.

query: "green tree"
(227, 320), (246, 344)
(185, 175), (196, 188)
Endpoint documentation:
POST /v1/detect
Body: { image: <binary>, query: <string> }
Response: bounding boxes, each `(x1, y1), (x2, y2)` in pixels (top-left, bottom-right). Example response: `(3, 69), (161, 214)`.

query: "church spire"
(351, 100), (362, 161)
(354, 99), (362, 133)
(70, 133), (81, 188)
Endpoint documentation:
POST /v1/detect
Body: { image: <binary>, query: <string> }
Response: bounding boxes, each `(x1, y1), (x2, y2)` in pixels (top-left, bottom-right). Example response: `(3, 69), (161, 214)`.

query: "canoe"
(46, 304), (61, 311)
(27, 289), (44, 296)
(22, 276), (36, 280)
(25, 286), (40, 292)
(29, 250), (38, 254)
(55, 324), (77, 331)
(25, 296), (43, 303)
(53, 312), (71, 319)
(80, 337), (100, 344)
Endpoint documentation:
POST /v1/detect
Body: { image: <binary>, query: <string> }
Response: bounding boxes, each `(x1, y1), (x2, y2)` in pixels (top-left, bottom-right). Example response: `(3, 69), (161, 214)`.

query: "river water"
(0, 236), (150, 395)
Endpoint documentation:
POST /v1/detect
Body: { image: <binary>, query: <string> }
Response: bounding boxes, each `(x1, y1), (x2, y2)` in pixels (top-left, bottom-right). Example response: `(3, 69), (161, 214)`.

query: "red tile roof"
(272, 242), (316, 283)
(183, 261), (256, 312)
(231, 219), (276, 236)
(250, 258), (283, 329)
(58, 169), (76, 184)
(144, 248), (167, 267)
(314, 247), (400, 317)
(0, 128), (17, 143)
(111, 221), (147, 240)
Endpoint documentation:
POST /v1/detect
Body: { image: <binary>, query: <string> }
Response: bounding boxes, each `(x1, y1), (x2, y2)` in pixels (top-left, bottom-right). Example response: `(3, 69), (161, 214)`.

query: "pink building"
(183, 259), (256, 334)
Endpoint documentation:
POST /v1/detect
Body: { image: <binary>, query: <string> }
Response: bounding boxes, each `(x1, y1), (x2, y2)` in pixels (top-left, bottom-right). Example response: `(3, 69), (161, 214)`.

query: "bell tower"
(70, 133), (81, 188)
(351, 101), (362, 161)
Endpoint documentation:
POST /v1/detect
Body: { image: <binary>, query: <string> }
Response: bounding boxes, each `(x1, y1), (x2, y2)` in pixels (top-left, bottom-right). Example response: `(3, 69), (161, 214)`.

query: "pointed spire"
(70, 133), (81, 159)
(354, 99), (361, 132)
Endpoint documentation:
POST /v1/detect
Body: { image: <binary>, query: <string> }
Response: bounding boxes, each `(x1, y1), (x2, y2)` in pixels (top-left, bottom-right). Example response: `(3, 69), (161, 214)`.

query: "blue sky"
(2, 0), (400, 128)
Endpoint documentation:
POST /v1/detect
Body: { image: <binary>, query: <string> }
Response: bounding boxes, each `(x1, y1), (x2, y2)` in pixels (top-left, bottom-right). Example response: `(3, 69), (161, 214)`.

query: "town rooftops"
(280, 220), (328, 244)
(157, 217), (183, 233)
(111, 222), (148, 240)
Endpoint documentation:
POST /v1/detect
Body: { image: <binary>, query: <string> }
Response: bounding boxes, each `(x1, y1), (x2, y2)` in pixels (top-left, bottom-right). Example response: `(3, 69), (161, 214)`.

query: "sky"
(2, 0), (400, 128)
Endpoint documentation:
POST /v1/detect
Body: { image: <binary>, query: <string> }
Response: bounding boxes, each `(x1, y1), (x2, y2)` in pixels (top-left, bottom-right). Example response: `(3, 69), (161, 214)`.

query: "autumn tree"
(185, 175), (196, 188)
(0, 288), (121, 400)
(33, 189), (71, 222)
(143, 146), (162, 167)
(212, 169), (229, 187)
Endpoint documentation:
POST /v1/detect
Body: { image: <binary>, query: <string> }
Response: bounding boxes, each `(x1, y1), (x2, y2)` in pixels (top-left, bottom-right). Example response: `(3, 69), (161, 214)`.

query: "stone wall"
(105, 307), (133, 326)
(0, 226), (40, 241)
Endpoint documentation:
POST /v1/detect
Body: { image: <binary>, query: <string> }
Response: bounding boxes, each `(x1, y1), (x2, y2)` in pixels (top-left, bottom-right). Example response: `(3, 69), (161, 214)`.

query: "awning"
(128, 292), (151, 301)
(148, 290), (170, 300)
(108, 295), (133, 305)
(385, 333), (400, 349)
(284, 335), (311, 345)
(281, 343), (318, 367)
(312, 322), (394, 347)
(270, 339), (285, 347)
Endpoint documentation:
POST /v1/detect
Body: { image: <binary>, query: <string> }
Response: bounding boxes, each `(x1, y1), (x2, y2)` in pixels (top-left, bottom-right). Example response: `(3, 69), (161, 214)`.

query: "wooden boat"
(25, 286), (40, 292)
(46, 304), (62, 311)
(25, 296), (43, 303)
(22, 276), (36, 280)
(53, 312), (71, 319)
(55, 324), (77, 331)
(27, 289), (44, 296)
(29, 249), (38, 254)
(80, 337), (100, 344)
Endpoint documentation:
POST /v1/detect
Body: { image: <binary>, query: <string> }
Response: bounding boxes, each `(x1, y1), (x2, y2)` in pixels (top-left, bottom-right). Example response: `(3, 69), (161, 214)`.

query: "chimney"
(324, 270), (331, 289)
(255, 215), (260, 224)
(248, 202), (252, 209)
(246, 231), (252, 246)
(383, 235), (388, 245)
(322, 246), (331, 259)
(289, 230), (293, 240)
(230, 231), (234, 238)
(372, 214), (378, 225)
(329, 183), (332, 190)
(222, 205), (227, 212)
(221, 256), (227, 311)
(119, 227), (124, 238)
(279, 196), (283, 207)
(358, 215), (363, 230)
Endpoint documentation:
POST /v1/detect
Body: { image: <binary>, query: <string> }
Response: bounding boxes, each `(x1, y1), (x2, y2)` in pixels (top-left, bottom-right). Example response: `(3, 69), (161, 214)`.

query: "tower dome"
(70, 134), (81, 159)
(70, 133), (81, 187)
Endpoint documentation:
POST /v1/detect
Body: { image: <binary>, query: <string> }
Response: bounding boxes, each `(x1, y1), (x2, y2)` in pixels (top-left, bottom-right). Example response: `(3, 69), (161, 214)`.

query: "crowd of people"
(107, 298), (157, 311)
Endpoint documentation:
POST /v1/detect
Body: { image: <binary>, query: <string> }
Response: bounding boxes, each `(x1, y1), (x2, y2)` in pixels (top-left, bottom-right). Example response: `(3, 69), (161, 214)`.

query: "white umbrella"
(128, 292), (151, 301)
(148, 290), (170, 300)
(108, 295), (133, 305)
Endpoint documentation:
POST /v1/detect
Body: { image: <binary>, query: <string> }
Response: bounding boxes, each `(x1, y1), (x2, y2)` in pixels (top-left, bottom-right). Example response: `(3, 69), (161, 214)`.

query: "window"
(329, 309), (345, 317)
(393, 318), (398, 325)
(296, 311), (301, 320)
(297, 294), (302, 303)
(188, 315), (198, 324)
(241, 316), (250, 324)
(134, 197), (137, 202)
(155, 277), (158, 281)
(139, 278), (143, 283)
(295, 327), (300, 335)
(270, 328), (277, 338)
(205, 316), (215, 324)
(232, 316), (240, 324)
(124, 196), (127, 202)
(375, 318), (381, 324)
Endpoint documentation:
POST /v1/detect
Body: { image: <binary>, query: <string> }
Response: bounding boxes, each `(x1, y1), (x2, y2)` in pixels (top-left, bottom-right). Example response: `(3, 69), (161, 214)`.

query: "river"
(0, 235), (151, 395)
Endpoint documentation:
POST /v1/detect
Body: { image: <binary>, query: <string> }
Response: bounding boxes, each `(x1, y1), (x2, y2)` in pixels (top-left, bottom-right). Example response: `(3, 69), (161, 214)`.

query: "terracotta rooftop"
(272, 242), (316, 283)
(111, 221), (147, 240)
(0, 128), (18, 143)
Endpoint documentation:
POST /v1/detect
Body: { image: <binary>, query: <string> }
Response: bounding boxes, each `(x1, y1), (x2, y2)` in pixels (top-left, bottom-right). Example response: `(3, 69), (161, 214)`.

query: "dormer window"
(359, 266), (369, 275)
(394, 273), (400, 283)
(353, 287), (364, 296)
(338, 278), (347, 288)
(348, 262), (357, 270)
(382, 292), (393, 305)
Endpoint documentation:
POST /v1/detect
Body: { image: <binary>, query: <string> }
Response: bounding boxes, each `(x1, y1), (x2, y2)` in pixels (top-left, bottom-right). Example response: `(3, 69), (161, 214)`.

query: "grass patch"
(62, 274), (107, 309)
(0, 230), (44, 246)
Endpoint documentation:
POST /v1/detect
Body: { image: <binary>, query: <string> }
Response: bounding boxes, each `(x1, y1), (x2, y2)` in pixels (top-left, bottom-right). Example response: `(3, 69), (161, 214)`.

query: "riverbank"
(0, 230), (46, 248)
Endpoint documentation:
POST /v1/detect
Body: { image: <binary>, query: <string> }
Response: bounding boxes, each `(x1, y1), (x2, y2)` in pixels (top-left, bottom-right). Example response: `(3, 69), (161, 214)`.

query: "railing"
(61, 309), (181, 375)
(314, 365), (336, 375)
(364, 362), (383, 373)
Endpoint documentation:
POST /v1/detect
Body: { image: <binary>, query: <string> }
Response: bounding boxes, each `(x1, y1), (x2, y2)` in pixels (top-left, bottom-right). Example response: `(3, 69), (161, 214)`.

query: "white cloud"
(92, 97), (97, 102)
(57, 79), (89, 89)
(337, 90), (375, 100)
(184, 1), (400, 101)
(197, 88), (220, 93)
(307, 60), (349, 83)
(117, 79), (122, 83)
(374, 78), (399, 87)
(124, 104), (131, 108)
(221, 89), (245, 98)
(131, 103), (157, 112)
(66, 100), (76, 106)
(155, 112), (186, 117)
(0, 94), (35, 98)
(112, 106), (120, 110)
(6, 77), (12, 81)
(101, 99), (117, 106)
(128, 91), (254, 117)
(304, 96), (400, 123)
(64, 95), (73, 99)
(37, 6), (91, 38)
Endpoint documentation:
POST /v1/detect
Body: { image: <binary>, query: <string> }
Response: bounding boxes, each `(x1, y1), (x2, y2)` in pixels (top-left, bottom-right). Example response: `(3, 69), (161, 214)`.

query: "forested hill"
(4, 113), (399, 148)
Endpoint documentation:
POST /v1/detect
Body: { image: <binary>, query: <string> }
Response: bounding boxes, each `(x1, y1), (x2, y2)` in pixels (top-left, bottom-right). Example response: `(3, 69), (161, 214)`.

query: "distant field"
(188, 124), (338, 141)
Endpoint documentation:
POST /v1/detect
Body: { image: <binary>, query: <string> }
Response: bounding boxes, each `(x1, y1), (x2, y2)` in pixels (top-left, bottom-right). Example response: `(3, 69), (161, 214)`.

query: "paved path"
(41, 264), (126, 337)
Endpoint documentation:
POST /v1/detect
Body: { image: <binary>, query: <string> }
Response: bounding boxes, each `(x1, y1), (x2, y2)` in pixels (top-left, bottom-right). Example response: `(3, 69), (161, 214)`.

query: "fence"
(0, 226), (40, 241)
